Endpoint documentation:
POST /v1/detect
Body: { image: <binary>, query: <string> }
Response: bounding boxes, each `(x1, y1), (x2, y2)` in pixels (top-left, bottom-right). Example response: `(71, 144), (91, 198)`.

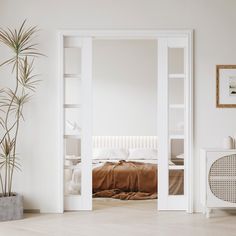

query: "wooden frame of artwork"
(217, 65), (236, 108)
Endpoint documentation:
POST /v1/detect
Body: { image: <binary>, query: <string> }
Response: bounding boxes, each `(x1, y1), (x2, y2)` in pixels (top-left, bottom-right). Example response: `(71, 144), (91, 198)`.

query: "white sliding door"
(158, 37), (191, 211)
(59, 36), (92, 211)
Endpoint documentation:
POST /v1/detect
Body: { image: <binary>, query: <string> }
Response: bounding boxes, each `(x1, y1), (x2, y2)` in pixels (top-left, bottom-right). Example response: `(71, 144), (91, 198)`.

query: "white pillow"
(176, 153), (184, 159)
(128, 148), (157, 160)
(93, 148), (128, 160)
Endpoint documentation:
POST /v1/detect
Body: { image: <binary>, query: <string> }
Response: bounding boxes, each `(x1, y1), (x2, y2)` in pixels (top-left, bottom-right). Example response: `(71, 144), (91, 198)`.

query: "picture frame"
(216, 65), (236, 108)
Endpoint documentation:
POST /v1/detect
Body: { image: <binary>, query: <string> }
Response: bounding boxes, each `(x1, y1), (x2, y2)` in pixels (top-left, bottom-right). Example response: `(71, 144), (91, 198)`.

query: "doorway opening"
(58, 30), (193, 213)
(92, 39), (158, 210)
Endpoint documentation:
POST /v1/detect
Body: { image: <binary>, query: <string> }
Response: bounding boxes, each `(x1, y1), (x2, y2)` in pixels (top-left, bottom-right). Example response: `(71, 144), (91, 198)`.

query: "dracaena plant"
(0, 21), (43, 197)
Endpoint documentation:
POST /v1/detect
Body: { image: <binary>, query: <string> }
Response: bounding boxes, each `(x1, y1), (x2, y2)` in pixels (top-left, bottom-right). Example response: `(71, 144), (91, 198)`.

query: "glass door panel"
(168, 46), (185, 203)
(169, 108), (184, 135)
(169, 138), (184, 195)
(64, 138), (81, 196)
(64, 48), (81, 75)
(169, 79), (184, 104)
(168, 48), (184, 74)
(65, 78), (82, 104)
(64, 108), (82, 136)
(64, 45), (82, 210)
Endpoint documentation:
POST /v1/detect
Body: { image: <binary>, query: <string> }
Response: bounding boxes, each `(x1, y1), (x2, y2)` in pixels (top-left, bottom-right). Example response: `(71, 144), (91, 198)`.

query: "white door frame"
(58, 30), (193, 213)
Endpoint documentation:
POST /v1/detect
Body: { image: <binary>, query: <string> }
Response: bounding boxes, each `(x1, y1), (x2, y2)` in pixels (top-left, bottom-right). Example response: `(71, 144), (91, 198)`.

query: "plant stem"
(8, 61), (22, 196)
(8, 106), (21, 195)
(4, 153), (7, 196)
(0, 120), (18, 145)
(4, 55), (19, 196)
(4, 57), (19, 139)
(0, 174), (4, 196)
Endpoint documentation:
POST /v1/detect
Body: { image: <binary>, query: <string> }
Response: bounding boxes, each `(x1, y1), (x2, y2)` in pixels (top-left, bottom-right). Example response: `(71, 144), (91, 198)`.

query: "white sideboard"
(200, 148), (236, 218)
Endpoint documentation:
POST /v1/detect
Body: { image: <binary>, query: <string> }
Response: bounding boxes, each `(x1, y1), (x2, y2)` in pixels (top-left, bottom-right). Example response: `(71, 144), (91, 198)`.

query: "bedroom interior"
(2, 0), (236, 235)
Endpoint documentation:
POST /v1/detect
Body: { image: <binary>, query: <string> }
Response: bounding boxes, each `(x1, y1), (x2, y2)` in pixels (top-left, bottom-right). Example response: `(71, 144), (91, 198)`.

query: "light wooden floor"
(0, 199), (236, 236)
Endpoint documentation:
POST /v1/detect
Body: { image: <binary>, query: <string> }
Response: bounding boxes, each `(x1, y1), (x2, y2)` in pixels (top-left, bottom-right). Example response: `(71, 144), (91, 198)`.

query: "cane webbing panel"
(209, 155), (236, 203)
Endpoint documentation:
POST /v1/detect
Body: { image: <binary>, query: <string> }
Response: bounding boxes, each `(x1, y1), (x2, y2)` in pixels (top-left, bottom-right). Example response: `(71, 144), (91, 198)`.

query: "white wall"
(93, 40), (157, 136)
(1, 0), (236, 212)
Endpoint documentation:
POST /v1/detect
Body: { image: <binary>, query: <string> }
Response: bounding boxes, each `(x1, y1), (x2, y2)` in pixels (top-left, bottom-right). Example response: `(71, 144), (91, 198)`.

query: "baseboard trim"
(24, 209), (40, 213)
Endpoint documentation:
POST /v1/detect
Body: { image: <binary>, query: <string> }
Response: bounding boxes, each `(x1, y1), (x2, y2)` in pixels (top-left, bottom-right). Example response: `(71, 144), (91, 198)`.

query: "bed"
(65, 136), (184, 200)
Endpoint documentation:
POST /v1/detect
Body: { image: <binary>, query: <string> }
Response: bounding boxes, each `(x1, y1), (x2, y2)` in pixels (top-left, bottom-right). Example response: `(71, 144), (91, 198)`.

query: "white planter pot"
(0, 194), (23, 221)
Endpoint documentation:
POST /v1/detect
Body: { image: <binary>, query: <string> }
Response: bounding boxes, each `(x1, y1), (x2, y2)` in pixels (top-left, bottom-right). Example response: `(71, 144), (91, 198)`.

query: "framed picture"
(216, 65), (236, 108)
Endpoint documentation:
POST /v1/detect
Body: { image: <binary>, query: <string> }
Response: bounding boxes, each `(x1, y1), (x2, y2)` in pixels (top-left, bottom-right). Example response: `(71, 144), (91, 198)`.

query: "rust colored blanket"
(92, 161), (183, 200)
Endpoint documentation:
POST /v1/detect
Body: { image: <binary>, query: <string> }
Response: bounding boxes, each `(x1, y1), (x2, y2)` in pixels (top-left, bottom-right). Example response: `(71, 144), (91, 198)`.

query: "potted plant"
(0, 21), (42, 221)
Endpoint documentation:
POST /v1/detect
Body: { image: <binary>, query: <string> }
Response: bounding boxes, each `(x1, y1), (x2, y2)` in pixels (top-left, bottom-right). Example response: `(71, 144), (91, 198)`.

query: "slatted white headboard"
(92, 136), (158, 149)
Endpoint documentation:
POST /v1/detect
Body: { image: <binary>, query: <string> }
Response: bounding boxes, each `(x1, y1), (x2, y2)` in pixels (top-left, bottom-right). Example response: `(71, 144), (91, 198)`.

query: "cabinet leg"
(206, 208), (212, 218)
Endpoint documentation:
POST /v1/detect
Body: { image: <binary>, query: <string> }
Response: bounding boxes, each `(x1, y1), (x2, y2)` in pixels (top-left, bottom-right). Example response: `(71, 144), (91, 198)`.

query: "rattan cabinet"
(201, 149), (236, 218)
